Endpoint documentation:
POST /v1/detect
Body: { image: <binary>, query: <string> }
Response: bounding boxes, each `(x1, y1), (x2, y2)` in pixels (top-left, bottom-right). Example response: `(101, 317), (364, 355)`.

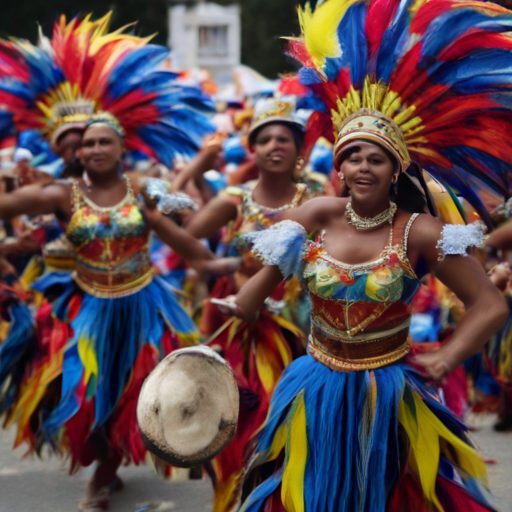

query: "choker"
(345, 201), (397, 230)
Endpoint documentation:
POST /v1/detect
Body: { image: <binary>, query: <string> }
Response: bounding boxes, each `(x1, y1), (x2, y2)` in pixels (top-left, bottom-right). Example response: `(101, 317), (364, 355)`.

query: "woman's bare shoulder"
(282, 196), (348, 232)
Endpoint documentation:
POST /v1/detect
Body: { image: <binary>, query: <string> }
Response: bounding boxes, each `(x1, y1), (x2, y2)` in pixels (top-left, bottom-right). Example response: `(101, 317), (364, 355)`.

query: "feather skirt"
(2, 273), (199, 471)
(240, 354), (496, 512)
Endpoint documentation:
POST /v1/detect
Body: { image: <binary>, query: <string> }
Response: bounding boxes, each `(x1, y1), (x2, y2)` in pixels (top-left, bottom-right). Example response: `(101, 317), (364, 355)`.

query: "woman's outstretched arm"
(0, 183), (71, 220)
(144, 208), (215, 262)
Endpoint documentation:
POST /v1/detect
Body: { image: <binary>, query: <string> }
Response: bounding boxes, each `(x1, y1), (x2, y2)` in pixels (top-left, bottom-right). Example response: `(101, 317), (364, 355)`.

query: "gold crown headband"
(334, 109), (411, 173)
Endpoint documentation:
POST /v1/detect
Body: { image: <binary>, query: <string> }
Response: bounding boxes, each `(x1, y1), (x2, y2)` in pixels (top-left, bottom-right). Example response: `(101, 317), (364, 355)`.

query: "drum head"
(137, 346), (239, 468)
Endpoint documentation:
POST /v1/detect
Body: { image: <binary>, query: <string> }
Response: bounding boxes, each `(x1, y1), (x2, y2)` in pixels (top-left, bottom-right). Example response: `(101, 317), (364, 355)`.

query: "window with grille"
(198, 26), (229, 57)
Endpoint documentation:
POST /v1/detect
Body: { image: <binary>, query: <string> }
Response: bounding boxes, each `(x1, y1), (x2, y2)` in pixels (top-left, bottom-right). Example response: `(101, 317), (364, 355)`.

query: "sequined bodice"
(66, 177), (153, 297)
(227, 182), (308, 249)
(304, 239), (420, 336)
(303, 213), (421, 371)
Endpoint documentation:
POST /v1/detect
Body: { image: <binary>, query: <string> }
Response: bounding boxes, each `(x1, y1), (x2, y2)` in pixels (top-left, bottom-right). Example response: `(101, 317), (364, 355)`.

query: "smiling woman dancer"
(0, 14), (219, 512)
(215, 0), (512, 509)
(0, 114), (217, 511)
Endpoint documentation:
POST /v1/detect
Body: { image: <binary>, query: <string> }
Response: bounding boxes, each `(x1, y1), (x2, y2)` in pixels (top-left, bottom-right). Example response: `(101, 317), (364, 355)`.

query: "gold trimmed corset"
(308, 320), (411, 372)
(73, 258), (154, 298)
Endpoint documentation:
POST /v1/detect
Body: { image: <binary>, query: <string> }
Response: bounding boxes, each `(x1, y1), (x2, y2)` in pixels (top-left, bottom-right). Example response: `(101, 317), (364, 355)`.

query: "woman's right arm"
(185, 195), (238, 238)
(0, 183), (70, 220)
(170, 143), (222, 194)
(235, 265), (285, 320)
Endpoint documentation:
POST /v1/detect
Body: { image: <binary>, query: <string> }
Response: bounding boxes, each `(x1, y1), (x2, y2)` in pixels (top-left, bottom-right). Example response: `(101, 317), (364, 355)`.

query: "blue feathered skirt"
(240, 354), (496, 512)
(3, 272), (199, 472)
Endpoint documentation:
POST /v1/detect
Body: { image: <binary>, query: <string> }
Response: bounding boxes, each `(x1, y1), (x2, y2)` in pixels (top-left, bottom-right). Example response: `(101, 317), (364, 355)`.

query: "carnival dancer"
(0, 112), (222, 511)
(0, 13), (221, 511)
(182, 98), (322, 511)
(216, 0), (512, 509)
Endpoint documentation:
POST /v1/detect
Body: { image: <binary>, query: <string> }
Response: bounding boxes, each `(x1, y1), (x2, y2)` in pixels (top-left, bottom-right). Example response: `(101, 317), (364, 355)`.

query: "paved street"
(0, 416), (510, 511)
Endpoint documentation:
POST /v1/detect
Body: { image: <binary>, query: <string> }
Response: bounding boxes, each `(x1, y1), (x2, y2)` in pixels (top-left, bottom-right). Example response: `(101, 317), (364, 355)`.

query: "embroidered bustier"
(66, 176), (153, 298)
(303, 214), (420, 371)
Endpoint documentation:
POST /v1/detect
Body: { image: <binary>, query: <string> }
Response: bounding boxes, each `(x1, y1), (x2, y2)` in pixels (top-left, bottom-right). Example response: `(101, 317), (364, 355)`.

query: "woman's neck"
(349, 196), (391, 218)
(252, 171), (297, 208)
(86, 169), (121, 190)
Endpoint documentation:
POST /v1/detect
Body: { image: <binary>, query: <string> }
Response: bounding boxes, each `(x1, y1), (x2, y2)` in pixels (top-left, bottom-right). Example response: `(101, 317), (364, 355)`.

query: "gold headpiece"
(248, 97), (304, 142)
(49, 99), (96, 146)
(334, 109), (411, 173)
(86, 112), (125, 138)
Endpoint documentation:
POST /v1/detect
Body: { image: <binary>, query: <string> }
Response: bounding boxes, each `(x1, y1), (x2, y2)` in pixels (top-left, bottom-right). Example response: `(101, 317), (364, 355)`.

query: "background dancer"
(182, 98), (325, 512)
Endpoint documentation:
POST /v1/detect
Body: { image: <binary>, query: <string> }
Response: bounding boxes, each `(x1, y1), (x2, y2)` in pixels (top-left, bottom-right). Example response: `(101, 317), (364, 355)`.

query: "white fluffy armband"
(436, 222), (487, 260)
(244, 220), (308, 279)
(145, 179), (198, 214)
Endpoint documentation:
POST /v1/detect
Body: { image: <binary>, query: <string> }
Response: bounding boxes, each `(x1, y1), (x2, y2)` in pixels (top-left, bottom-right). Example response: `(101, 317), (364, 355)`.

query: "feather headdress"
(0, 12), (214, 166)
(286, 0), (512, 217)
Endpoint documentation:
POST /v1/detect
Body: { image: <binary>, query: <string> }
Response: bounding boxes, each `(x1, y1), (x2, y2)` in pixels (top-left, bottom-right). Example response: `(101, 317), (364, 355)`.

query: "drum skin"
(137, 346), (239, 468)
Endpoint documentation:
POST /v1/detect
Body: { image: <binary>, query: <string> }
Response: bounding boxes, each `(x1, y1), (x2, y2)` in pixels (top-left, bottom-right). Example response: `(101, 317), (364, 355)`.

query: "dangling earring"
(338, 172), (344, 181)
(295, 157), (305, 171)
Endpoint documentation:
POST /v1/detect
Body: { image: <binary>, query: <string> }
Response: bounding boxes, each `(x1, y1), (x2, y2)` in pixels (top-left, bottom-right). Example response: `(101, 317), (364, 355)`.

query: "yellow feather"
(78, 336), (98, 385)
(398, 391), (443, 511)
(267, 422), (288, 461)
(298, 0), (359, 73)
(19, 255), (44, 290)
(0, 320), (10, 342)
(36, 101), (54, 119)
(393, 104), (417, 126)
(282, 392), (307, 512)
(399, 116), (423, 132)
(399, 389), (488, 512)
(381, 90), (402, 117)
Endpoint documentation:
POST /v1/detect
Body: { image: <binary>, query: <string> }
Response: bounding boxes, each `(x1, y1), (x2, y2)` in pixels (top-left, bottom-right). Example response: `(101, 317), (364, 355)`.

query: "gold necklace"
(345, 201), (397, 230)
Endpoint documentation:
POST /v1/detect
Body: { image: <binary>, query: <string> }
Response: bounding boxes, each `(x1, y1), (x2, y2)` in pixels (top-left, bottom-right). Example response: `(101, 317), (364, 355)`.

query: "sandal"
(78, 488), (110, 511)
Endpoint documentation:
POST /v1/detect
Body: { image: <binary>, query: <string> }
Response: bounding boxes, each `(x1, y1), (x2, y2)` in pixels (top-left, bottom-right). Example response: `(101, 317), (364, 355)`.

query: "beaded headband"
(334, 109), (411, 173)
(86, 112), (125, 139)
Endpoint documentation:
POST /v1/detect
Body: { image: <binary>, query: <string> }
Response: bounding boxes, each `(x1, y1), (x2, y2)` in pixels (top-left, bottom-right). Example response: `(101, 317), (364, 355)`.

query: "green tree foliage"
(216, 0), (302, 77)
(0, 0), (169, 47)
(0, 0), (307, 77)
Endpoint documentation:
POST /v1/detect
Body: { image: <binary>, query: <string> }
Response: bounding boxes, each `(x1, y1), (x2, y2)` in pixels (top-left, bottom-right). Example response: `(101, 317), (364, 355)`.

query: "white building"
(168, 0), (241, 85)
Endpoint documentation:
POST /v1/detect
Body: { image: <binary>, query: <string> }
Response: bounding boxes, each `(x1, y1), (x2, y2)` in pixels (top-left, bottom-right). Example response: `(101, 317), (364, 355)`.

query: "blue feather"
(421, 10), (512, 66)
(430, 50), (512, 92)
(298, 66), (323, 85)
(376, 0), (416, 83)
(106, 45), (169, 100)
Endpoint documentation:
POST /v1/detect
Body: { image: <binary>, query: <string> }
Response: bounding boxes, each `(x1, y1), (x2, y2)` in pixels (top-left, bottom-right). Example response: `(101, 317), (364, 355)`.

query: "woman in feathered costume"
(217, 0), (512, 510)
(0, 13), (221, 511)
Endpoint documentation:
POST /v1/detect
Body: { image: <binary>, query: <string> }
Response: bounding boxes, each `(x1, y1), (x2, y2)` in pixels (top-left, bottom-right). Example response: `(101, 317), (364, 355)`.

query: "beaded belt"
(73, 266), (154, 298)
(308, 322), (411, 372)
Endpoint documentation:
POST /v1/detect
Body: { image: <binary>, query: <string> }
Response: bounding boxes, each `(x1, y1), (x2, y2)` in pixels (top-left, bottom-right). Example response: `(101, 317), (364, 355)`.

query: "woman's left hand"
(413, 350), (455, 381)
